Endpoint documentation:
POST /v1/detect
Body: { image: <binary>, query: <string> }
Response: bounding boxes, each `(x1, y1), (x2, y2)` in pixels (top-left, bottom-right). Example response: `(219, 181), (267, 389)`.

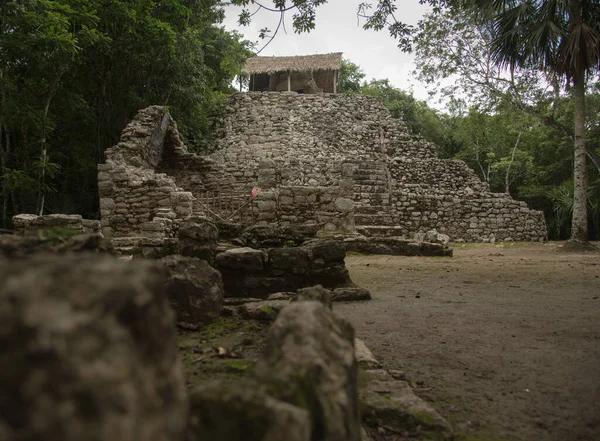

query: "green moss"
(261, 305), (274, 314)
(460, 429), (508, 441)
(37, 227), (79, 245)
(195, 316), (262, 339)
(227, 361), (250, 373)
(284, 239), (298, 247)
(357, 367), (381, 388)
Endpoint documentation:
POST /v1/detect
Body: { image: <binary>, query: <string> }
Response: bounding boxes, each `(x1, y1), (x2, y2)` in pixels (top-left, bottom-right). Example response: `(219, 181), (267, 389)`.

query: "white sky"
(222, 0), (435, 104)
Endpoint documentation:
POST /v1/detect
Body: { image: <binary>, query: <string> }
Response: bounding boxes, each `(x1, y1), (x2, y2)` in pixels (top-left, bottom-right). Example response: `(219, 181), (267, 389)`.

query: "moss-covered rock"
(255, 302), (361, 441)
(187, 379), (310, 441)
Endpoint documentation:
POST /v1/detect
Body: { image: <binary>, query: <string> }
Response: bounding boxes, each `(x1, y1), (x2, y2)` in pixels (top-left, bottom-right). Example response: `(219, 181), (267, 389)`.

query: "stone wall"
(12, 214), (101, 236)
(99, 93), (547, 243)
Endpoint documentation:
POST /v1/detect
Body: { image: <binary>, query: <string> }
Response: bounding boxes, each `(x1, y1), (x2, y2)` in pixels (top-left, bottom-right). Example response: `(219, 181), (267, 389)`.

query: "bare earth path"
(336, 243), (600, 441)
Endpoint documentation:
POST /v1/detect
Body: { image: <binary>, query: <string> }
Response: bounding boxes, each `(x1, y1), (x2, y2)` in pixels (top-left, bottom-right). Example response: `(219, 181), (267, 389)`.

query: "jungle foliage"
(0, 0), (250, 226)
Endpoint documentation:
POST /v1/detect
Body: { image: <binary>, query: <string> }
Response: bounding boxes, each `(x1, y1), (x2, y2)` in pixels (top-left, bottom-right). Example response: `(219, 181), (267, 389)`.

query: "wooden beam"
(333, 70), (337, 94)
(287, 70), (291, 92)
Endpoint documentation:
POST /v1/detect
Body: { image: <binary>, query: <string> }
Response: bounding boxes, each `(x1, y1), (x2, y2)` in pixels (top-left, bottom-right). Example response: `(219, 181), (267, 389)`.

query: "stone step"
(352, 180), (388, 187)
(353, 184), (389, 192)
(353, 170), (387, 178)
(355, 214), (394, 225)
(355, 225), (406, 237)
(354, 205), (391, 215)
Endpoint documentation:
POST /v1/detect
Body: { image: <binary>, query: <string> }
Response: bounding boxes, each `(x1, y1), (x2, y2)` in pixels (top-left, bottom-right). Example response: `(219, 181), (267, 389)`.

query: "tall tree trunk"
(505, 132), (521, 195)
(570, 70), (587, 242)
(36, 71), (64, 216)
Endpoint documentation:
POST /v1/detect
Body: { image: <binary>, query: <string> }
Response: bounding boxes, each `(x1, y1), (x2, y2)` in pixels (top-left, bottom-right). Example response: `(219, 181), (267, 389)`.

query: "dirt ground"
(336, 242), (600, 441)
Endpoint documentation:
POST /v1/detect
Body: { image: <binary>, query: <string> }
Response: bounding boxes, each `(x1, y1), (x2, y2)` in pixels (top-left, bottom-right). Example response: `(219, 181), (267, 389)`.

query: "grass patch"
(227, 361), (250, 373)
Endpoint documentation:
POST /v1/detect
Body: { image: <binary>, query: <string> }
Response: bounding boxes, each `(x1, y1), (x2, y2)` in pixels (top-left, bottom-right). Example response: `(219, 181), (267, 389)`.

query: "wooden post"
(333, 70), (337, 94)
(287, 70), (291, 92)
(239, 74), (242, 92)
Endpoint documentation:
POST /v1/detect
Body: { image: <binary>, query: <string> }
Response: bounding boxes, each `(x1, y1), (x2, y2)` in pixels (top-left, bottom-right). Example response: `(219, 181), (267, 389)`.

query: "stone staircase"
(351, 160), (396, 232)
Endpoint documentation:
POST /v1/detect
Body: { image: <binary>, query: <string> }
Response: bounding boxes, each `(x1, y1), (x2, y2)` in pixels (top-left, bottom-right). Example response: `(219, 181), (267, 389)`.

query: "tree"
(339, 58), (366, 93)
(478, 0), (600, 244)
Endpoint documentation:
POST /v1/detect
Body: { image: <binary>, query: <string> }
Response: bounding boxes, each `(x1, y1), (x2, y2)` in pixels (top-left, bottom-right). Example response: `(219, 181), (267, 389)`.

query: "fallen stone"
(0, 255), (187, 441)
(295, 284), (332, 309)
(255, 302), (361, 441)
(161, 255), (224, 329)
(215, 247), (264, 272)
(360, 375), (452, 440)
(355, 339), (381, 369)
(423, 229), (451, 247)
(187, 379), (310, 441)
(266, 292), (296, 301)
(332, 287), (372, 302)
(235, 300), (289, 322)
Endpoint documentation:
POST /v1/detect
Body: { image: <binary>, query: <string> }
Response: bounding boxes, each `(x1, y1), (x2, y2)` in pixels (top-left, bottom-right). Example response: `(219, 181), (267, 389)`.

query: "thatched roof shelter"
(243, 53), (343, 94)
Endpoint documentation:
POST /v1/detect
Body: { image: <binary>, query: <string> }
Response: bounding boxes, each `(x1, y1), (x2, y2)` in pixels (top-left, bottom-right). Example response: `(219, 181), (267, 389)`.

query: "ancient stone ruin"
(99, 93), (546, 246)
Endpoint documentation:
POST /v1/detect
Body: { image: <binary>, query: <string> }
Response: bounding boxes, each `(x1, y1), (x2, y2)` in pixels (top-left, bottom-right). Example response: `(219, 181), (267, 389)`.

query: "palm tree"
(478, 0), (600, 244)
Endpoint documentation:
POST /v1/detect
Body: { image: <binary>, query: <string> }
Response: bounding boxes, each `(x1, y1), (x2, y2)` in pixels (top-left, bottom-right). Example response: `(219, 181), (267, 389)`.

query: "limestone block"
(215, 247), (264, 272)
(334, 197), (354, 213)
(0, 255), (187, 441)
(255, 302), (360, 441)
(187, 380), (310, 441)
(99, 198), (115, 210)
(141, 221), (165, 232)
(161, 255), (224, 329)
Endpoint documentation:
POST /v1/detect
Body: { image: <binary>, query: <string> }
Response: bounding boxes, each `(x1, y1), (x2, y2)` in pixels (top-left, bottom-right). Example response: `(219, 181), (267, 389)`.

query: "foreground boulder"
(187, 379), (311, 441)
(161, 255), (224, 329)
(0, 255), (187, 441)
(255, 301), (360, 441)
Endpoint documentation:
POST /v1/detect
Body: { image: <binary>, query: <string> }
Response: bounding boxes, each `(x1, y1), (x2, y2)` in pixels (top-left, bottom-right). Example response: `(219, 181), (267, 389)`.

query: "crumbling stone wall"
(99, 94), (546, 243)
(99, 107), (196, 248)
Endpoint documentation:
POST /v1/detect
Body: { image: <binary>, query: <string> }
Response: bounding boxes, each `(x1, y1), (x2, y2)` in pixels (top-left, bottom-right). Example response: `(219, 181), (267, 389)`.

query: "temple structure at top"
(242, 53), (342, 94)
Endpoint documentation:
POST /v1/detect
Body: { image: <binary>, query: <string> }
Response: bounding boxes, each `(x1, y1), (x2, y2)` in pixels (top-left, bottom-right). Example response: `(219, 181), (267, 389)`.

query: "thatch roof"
(243, 53), (343, 75)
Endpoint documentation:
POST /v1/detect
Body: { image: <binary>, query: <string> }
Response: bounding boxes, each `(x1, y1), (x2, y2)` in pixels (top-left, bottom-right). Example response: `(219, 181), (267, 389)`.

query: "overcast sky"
(222, 0), (435, 104)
